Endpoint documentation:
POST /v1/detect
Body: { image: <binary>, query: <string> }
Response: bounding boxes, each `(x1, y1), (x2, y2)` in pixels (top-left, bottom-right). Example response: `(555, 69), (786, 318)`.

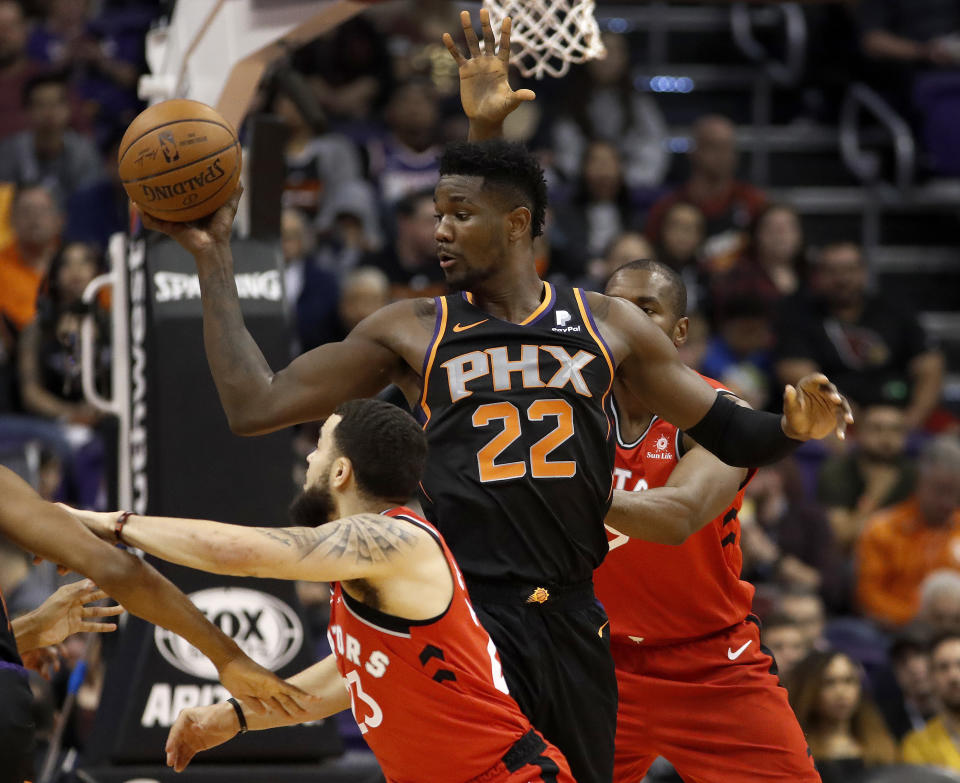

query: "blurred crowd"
(0, 1), (959, 782)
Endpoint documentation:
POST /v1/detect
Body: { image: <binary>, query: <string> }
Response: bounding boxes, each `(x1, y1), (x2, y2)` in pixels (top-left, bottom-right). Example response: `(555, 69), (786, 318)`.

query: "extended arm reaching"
(0, 467), (309, 714)
(166, 655), (350, 772)
(64, 507), (421, 584)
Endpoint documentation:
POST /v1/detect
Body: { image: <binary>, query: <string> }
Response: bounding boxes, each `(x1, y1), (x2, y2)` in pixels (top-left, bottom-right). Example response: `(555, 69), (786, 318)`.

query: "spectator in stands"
(0, 535), (57, 617)
(709, 203), (805, 315)
(857, 436), (960, 628)
(0, 0), (44, 140)
(902, 633), (960, 770)
(368, 78), (442, 205)
(0, 184), (63, 335)
(364, 188), (444, 298)
(701, 295), (774, 410)
(779, 585), (829, 653)
(552, 140), (642, 276)
(550, 30), (669, 190)
(877, 632), (937, 741)
(762, 612), (811, 682)
(271, 88), (375, 244)
(919, 570), (960, 637)
(0, 71), (102, 209)
(582, 231), (656, 291)
(740, 465), (847, 610)
(788, 650), (898, 783)
(644, 114), (767, 246)
(337, 267), (391, 336)
(280, 208), (340, 354)
(818, 400), (916, 555)
(775, 241), (944, 431)
(27, 0), (144, 141)
(653, 201), (707, 312)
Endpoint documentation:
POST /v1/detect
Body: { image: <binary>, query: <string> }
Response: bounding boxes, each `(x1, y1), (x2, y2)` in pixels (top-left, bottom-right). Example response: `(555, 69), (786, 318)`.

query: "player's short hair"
(332, 399), (427, 502)
(607, 258), (687, 319)
(439, 140), (548, 239)
(761, 612), (800, 633)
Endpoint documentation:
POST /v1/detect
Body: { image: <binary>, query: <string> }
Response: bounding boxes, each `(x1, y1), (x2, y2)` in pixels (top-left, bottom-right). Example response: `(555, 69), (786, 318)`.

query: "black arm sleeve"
(685, 393), (802, 468)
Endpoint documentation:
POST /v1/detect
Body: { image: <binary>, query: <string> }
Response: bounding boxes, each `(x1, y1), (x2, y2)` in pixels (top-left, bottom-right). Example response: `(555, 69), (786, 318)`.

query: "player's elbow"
(85, 547), (146, 594)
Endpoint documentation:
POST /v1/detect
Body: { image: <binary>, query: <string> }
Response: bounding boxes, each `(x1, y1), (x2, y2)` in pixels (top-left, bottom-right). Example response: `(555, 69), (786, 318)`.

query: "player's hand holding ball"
(119, 98), (243, 257)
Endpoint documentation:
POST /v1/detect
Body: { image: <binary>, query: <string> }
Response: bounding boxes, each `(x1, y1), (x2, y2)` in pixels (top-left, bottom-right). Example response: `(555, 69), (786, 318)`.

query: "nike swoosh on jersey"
(727, 640), (752, 660)
(452, 319), (488, 332)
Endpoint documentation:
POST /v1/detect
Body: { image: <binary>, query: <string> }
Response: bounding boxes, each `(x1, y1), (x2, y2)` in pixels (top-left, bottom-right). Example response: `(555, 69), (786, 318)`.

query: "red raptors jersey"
(328, 507), (542, 782)
(594, 378), (755, 646)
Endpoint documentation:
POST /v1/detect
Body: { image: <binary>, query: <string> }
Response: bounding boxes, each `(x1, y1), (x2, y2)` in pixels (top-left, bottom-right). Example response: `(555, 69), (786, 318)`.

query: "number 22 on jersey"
(472, 399), (576, 483)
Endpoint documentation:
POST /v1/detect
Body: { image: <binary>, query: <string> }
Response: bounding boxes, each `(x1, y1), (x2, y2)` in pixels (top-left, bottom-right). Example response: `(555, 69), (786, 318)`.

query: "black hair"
(332, 398), (427, 502)
(22, 70), (68, 108)
(889, 630), (930, 666)
(439, 139), (548, 238)
(608, 258), (687, 318)
(761, 611), (801, 632)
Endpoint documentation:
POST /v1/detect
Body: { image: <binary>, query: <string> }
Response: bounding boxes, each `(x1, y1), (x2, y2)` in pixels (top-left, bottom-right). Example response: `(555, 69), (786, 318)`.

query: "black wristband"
(227, 697), (248, 735)
(685, 394), (802, 468)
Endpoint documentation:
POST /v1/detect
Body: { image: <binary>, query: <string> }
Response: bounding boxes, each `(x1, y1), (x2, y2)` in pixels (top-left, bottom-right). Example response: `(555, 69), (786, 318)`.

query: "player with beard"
(597, 260), (821, 782)
(135, 13), (850, 781)
(65, 399), (574, 782)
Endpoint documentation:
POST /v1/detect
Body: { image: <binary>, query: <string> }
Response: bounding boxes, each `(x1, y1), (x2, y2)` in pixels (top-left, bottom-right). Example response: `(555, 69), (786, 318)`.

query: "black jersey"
(418, 283), (616, 585)
(0, 589), (20, 664)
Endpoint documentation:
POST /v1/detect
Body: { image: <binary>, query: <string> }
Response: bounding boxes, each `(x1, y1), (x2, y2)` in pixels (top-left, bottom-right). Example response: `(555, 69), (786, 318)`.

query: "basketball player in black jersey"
(0, 466), (311, 783)
(137, 17), (850, 782)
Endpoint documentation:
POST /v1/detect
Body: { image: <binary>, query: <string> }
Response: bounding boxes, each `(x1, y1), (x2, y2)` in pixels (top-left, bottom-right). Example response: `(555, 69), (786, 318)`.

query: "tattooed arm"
(62, 509), (424, 583)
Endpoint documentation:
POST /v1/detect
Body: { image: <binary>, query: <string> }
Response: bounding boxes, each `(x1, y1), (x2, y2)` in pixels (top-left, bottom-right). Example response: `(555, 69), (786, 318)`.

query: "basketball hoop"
(482, 0), (606, 79)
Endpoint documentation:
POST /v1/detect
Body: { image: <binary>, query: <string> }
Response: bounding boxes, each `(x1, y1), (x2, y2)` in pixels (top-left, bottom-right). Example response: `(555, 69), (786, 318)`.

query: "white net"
(482, 0), (606, 80)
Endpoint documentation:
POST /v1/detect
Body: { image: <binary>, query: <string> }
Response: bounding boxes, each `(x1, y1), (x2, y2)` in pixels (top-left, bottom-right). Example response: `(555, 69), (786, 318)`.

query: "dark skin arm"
(137, 191), (434, 434)
(0, 467), (310, 715)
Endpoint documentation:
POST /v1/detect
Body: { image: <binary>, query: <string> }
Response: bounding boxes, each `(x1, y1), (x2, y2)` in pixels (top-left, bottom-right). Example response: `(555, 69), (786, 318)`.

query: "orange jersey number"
(472, 399), (576, 483)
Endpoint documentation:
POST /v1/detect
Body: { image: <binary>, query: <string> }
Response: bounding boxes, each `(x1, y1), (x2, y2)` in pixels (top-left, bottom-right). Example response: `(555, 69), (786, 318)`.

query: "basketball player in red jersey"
(67, 399), (572, 782)
(137, 13), (848, 781)
(597, 260), (821, 782)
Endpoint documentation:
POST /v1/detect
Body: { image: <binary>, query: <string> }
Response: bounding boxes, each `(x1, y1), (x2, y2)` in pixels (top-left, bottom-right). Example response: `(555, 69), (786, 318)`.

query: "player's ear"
(673, 316), (689, 347)
(506, 206), (531, 242)
(330, 456), (352, 490)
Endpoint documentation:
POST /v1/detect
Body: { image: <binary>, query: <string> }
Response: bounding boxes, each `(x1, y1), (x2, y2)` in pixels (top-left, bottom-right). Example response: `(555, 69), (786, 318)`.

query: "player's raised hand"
(216, 654), (317, 718)
(166, 704), (237, 772)
(135, 183), (242, 258)
(443, 9), (535, 140)
(781, 373), (854, 441)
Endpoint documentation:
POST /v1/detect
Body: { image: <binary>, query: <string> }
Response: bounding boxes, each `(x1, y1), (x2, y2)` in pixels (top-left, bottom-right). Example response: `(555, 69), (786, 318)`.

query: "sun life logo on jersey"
(154, 587), (303, 680)
(656, 435), (669, 451)
(552, 308), (581, 333)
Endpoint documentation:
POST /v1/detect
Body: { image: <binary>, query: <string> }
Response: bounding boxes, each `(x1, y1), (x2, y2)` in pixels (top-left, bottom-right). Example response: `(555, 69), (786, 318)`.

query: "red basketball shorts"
(612, 619), (821, 783)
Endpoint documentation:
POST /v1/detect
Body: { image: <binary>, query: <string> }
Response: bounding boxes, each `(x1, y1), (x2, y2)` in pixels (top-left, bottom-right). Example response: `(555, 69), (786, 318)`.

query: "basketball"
(118, 99), (241, 222)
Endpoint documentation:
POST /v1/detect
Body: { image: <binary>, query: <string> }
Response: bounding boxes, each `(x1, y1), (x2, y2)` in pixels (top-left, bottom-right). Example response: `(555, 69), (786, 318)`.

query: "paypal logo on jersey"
(552, 309), (581, 334)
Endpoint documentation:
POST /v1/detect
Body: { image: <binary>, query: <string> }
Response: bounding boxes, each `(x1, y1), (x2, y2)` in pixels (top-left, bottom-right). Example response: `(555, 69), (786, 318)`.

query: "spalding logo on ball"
(118, 99), (241, 223)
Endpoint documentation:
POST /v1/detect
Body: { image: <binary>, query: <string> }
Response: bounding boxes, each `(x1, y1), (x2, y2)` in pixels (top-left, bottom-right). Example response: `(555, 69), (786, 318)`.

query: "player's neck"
(612, 379), (654, 439)
(467, 262), (544, 324)
(334, 494), (400, 520)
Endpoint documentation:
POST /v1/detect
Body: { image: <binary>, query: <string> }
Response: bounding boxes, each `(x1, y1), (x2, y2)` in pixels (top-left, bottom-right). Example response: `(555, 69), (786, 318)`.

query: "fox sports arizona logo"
(155, 587), (303, 680)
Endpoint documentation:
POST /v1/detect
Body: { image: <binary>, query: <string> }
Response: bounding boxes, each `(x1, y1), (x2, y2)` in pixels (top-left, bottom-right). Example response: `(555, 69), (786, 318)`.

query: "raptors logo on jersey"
(418, 283), (616, 586)
(328, 507), (570, 782)
(595, 378), (756, 646)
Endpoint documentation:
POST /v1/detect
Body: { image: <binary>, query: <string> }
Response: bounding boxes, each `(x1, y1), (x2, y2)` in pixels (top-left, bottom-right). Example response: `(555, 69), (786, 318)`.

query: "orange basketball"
(118, 99), (241, 223)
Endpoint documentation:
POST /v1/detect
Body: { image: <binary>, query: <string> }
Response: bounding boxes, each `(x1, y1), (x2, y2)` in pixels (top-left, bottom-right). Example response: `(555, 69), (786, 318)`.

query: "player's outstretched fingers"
(443, 32), (467, 65)
(498, 15), (512, 60)
(480, 8), (496, 53)
(460, 10), (481, 56)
